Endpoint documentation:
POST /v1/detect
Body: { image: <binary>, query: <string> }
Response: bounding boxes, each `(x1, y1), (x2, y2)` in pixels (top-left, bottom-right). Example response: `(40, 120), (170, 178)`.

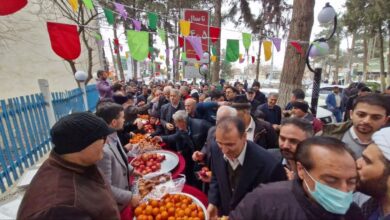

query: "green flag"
(94, 33), (102, 40)
(242, 33), (251, 51)
(148, 12), (158, 30)
(127, 30), (149, 61)
(157, 28), (166, 42)
(103, 8), (115, 25)
(181, 52), (187, 60)
(82, 0), (94, 10)
(212, 46), (217, 55)
(225, 39), (239, 62)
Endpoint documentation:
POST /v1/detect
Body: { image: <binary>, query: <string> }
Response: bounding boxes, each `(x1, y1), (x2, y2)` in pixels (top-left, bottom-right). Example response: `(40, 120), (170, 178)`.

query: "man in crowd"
(180, 86), (192, 100)
(154, 86), (171, 113)
(17, 112), (120, 219)
(326, 85), (343, 122)
(257, 92), (282, 129)
(344, 86), (372, 121)
(136, 85), (149, 105)
(192, 106), (238, 182)
(225, 86), (239, 102)
(185, 96), (227, 124)
(322, 93), (389, 157)
(269, 118), (314, 180)
(251, 81), (266, 104)
(95, 103), (140, 212)
(233, 97), (278, 149)
(285, 88), (306, 111)
(291, 101), (323, 134)
(96, 70), (113, 100)
(230, 136), (363, 220)
(160, 88), (184, 134)
(356, 127), (390, 219)
(246, 88), (261, 115)
(153, 110), (212, 185)
(207, 117), (286, 218)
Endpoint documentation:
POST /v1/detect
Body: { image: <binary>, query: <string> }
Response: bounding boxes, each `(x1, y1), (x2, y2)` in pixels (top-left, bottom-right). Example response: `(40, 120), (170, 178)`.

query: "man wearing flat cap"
(356, 127), (390, 219)
(17, 112), (120, 220)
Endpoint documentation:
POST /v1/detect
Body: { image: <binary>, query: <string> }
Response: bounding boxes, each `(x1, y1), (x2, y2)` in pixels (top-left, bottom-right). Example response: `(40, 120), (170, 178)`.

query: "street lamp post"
(199, 51), (211, 84)
(306, 2), (337, 116)
(74, 70), (89, 111)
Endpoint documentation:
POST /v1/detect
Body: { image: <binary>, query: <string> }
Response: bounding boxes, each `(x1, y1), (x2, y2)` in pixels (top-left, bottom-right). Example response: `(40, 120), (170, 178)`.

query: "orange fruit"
(182, 198), (190, 205)
(168, 207), (175, 216)
(188, 204), (196, 211)
(134, 207), (143, 216)
(166, 202), (174, 209)
(191, 211), (198, 218)
(184, 207), (192, 216)
(138, 215), (147, 220)
(197, 211), (204, 220)
(180, 203), (187, 210)
(145, 205), (153, 215)
(161, 211), (169, 220)
(155, 214), (162, 220)
(160, 206), (167, 212)
(150, 199), (159, 207)
(152, 207), (160, 216)
(147, 215), (153, 220)
(168, 217), (175, 220)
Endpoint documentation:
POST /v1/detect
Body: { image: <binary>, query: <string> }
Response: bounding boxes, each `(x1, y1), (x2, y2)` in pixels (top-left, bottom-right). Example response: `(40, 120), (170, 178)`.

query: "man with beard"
(322, 93), (389, 157)
(269, 118), (314, 180)
(356, 127), (390, 219)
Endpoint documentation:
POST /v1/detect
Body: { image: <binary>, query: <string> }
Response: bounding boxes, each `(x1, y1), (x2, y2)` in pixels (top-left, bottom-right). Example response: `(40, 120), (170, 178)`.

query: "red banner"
(184, 10), (209, 59)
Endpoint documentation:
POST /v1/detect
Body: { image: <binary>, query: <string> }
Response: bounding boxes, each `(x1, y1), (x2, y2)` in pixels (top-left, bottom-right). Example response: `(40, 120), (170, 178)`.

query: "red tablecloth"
(170, 151), (186, 179)
(120, 206), (133, 220)
(182, 184), (208, 207)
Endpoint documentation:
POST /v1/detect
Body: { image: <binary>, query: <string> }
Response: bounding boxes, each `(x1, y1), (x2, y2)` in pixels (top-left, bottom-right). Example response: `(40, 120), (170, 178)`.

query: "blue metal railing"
(0, 84), (98, 192)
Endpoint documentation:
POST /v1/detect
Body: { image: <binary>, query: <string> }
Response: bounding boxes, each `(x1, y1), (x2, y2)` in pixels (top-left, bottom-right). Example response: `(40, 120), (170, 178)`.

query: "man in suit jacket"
(207, 117), (287, 218)
(325, 86), (343, 122)
(160, 88), (184, 134)
(96, 102), (140, 212)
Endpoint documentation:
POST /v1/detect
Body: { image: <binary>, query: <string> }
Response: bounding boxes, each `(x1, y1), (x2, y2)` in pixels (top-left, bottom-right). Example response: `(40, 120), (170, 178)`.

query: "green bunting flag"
(157, 28), (166, 42)
(148, 12), (158, 30)
(82, 0), (94, 10)
(181, 52), (187, 61)
(103, 8), (115, 25)
(94, 33), (102, 40)
(127, 30), (149, 61)
(242, 33), (251, 51)
(225, 39), (239, 62)
(211, 46), (217, 55)
(149, 47), (154, 53)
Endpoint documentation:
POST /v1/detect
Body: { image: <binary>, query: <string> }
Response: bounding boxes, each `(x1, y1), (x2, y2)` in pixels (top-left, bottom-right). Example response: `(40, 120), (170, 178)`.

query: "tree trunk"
(164, 20), (171, 80)
(363, 35), (368, 82)
(81, 30), (93, 85)
(113, 22), (125, 81)
(211, 0), (222, 83)
(255, 39), (262, 81)
(66, 59), (77, 75)
(333, 37), (340, 84)
(346, 32), (355, 85)
(278, 0), (314, 107)
(378, 23), (386, 92)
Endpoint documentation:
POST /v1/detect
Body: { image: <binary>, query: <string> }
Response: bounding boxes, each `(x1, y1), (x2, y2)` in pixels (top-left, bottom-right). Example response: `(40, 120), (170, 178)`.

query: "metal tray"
(131, 150), (179, 179)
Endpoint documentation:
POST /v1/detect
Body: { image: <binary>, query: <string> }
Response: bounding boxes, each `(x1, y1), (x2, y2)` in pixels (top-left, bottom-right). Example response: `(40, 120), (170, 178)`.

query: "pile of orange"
(134, 194), (205, 220)
(130, 133), (146, 144)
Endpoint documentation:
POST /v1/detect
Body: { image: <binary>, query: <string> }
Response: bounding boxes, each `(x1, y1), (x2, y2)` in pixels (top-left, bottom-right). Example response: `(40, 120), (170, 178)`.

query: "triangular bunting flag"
(271, 37), (281, 52)
(209, 26), (220, 43)
(179, 20), (190, 36)
(157, 28), (166, 42)
(290, 41), (303, 56)
(178, 36), (184, 48)
(242, 33), (251, 51)
(127, 30), (149, 61)
(252, 56), (255, 64)
(47, 22), (81, 60)
(0, 0), (27, 16)
(148, 12), (158, 30)
(114, 2), (127, 20)
(82, 0), (94, 10)
(103, 8), (115, 25)
(186, 36), (203, 60)
(263, 41), (272, 61)
(67, 0), (78, 12)
(132, 19), (141, 31)
(225, 39), (239, 62)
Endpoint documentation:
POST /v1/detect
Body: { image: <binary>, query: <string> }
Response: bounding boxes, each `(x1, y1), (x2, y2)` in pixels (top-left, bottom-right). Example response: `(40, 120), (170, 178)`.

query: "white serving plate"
(131, 150), (179, 179)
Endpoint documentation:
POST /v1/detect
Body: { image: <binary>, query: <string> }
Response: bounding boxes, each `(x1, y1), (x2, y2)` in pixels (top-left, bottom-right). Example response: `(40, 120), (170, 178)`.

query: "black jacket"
(208, 141), (287, 216)
(159, 102), (185, 134)
(254, 90), (266, 105)
(230, 179), (364, 220)
(253, 118), (278, 149)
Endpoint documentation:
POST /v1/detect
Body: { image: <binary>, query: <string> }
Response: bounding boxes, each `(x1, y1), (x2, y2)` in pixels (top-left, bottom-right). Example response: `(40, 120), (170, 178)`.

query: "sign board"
(183, 9), (209, 79)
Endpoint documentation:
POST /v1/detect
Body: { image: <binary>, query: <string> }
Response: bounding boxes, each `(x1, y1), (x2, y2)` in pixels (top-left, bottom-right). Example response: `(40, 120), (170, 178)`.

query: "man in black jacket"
(230, 136), (363, 220)
(207, 117), (286, 218)
(153, 110), (212, 186)
(252, 81), (266, 105)
(160, 88), (184, 134)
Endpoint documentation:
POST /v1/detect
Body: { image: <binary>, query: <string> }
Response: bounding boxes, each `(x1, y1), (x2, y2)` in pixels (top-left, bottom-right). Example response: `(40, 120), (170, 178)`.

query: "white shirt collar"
(224, 142), (247, 170)
(246, 117), (256, 141)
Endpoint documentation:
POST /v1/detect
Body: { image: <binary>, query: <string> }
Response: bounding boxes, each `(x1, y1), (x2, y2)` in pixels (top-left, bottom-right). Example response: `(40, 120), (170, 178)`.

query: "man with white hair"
(160, 88), (184, 134)
(356, 127), (390, 219)
(153, 110), (212, 186)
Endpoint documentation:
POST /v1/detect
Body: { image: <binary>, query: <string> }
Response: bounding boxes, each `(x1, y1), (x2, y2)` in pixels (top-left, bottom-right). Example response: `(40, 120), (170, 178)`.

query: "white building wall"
(0, 0), (102, 99)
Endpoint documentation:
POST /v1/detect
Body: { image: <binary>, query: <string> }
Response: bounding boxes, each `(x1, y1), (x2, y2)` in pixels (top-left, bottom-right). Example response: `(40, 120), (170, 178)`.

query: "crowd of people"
(16, 69), (390, 220)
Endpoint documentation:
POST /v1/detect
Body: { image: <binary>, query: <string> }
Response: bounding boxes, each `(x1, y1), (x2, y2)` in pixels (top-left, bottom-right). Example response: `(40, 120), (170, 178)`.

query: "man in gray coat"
(96, 102), (140, 212)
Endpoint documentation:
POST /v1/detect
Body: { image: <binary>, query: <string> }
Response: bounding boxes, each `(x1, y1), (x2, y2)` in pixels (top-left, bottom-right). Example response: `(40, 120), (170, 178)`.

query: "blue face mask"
(303, 168), (353, 215)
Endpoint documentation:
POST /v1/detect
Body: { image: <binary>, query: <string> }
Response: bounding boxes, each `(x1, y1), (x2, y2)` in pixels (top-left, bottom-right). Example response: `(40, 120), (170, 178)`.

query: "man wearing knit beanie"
(357, 127), (390, 219)
(291, 101), (323, 134)
(17, 112), (120, 220)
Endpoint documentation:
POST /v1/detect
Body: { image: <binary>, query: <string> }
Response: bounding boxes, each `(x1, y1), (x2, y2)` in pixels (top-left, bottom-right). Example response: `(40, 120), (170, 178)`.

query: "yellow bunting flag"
(211, 55), (217, 62)
(179, 20), (190, 36)
(263, 40), (272, 61)
(68, 0), (79, 11)
(194, 63), (200, 68)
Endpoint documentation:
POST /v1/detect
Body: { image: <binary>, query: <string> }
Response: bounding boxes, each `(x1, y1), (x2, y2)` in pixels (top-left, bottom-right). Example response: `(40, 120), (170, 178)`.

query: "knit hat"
(51, 112), (114, 155)
(291, 101), (309, 113)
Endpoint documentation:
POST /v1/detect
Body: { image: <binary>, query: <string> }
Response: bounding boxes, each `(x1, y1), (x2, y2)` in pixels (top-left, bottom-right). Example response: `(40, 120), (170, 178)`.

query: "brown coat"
(17, 152), (120, 220)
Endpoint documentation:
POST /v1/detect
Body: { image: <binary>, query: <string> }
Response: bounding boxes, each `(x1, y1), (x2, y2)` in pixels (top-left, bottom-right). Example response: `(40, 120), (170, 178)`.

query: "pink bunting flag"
(97, 40), (104, 47)
(132, 19), (141, 31)
(185, 36), (203, 61)
(271, 37), (281, 52)
(114, 3), (127, 20)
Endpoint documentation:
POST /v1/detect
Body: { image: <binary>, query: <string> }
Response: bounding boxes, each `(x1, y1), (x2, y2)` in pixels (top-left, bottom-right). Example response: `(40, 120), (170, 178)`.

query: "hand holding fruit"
(166, 123), (175, 131)
(130, 194), (141, 207)
(198, 167), (212, 183)
(192, 151), (205, 162)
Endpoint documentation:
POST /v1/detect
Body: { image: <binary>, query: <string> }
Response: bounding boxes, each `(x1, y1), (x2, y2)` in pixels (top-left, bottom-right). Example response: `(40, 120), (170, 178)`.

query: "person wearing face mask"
(230, 136), (364, 220)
